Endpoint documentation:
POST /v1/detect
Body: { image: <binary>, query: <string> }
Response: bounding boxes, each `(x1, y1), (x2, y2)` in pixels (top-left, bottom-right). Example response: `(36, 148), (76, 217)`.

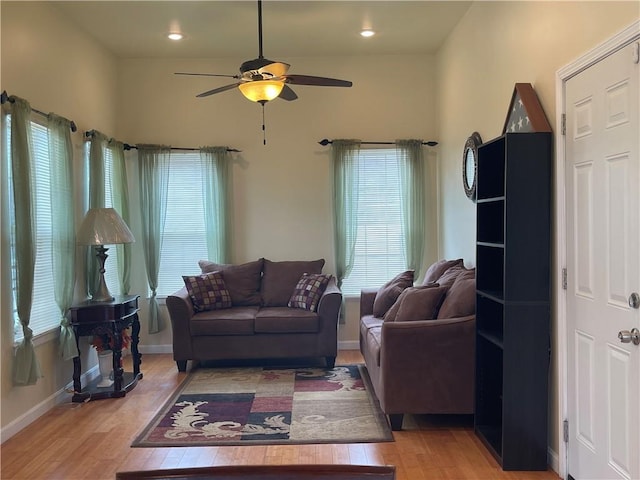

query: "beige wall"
(1, 2), (118, 432)
(435, 0), (639, 463)
(117, 54), (439, 347)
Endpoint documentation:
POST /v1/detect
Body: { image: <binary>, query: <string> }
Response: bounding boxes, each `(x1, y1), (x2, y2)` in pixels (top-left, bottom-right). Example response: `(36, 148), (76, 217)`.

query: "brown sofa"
(359, 259), (476, 430)
(167, 258), (342, 372)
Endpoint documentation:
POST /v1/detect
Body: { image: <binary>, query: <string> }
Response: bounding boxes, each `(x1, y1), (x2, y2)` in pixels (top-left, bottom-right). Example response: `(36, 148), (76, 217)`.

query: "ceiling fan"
(175, 0), (353, 104)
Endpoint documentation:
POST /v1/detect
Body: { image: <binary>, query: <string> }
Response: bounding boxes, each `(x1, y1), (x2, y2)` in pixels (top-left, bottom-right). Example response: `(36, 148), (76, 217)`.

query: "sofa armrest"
(317, 277), (342, 327)
(360, 288), (378, 317)
(166, 287), (195, 361)
(378, 315), (475, 414)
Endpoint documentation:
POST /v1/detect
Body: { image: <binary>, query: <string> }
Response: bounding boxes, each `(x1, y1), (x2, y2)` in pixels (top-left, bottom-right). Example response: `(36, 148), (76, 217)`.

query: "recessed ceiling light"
(360, 30), (375, 38)
(168, 33), (183, 41)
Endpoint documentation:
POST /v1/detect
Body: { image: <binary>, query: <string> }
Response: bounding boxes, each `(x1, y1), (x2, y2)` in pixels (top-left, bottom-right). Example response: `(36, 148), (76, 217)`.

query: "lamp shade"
(238, 80), (285, 102)
(77, 208), (135, 246)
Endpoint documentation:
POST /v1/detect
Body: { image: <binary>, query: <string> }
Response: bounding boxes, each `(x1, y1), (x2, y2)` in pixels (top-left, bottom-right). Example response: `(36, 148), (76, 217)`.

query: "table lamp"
(77, 207), (135, 302)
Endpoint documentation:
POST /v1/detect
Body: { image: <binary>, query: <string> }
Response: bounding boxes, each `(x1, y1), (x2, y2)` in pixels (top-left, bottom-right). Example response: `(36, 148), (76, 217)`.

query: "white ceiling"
(51, 1), (472, 59)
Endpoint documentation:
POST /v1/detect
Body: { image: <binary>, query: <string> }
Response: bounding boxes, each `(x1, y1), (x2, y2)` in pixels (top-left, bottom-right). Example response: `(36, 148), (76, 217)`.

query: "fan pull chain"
(261, 101), (267, 145)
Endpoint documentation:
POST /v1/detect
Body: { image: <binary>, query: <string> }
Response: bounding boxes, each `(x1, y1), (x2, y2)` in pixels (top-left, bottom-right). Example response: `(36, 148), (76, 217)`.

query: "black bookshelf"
(474, 133), (552, 471)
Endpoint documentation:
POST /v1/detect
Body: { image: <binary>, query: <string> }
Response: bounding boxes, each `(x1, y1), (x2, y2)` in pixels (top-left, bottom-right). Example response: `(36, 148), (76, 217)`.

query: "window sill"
(13, 327), (59, 349)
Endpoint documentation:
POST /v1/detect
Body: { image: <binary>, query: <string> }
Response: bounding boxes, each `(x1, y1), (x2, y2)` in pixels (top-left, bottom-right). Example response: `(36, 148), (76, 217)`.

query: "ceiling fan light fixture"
(239, 80), (285, 102)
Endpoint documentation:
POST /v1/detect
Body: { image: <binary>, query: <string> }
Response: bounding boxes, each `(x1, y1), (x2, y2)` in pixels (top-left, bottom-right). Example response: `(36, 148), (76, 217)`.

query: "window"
(157, 152), (210, 296)
(340, 148), (407, 296)
(102, 146), (120, 294)
(4, 114), (59, 341)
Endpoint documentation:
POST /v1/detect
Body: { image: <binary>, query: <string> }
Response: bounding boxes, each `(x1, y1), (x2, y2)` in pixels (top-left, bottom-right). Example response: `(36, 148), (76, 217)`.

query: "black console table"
(70, 295), (142, 402)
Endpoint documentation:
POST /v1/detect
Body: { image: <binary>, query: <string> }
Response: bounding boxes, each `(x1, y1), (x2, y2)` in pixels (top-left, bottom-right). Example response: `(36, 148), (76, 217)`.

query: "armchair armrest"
(360, 288), (378, 317)
(166, 287), (195, 362)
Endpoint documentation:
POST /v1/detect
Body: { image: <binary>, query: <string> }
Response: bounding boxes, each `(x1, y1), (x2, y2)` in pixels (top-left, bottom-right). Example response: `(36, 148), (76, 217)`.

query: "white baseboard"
(338, 340), (359, 350)
(548, 446), (560, 475)
(0, 365), (99, 444)
(139, 342), (360, 355)
(139, 344), (173, 355)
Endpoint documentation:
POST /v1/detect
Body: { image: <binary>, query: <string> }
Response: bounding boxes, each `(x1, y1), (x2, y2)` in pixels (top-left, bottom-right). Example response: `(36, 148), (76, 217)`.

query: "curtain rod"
(1, 90), (77, 132)
(318, 138), (438, 147)
(83, 131), (241, 153)
(123, 144), (241, 153)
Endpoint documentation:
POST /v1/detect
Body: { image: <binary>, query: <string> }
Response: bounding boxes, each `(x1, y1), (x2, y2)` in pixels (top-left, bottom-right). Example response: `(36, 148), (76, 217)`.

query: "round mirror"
(462, 132), (482, 202)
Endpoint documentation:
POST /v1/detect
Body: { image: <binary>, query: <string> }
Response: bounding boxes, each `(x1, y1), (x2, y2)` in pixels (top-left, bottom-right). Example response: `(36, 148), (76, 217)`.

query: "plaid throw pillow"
(288, 273), (331, 312)
(183, 271), (232, 312)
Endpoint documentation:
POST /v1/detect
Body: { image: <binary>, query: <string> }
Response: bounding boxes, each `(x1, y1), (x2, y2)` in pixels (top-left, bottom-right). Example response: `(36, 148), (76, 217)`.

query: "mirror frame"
(462, 132), (482, 202)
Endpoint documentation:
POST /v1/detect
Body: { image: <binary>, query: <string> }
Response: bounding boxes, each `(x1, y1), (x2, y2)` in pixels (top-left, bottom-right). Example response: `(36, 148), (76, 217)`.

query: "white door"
(566, 40), (639, 480)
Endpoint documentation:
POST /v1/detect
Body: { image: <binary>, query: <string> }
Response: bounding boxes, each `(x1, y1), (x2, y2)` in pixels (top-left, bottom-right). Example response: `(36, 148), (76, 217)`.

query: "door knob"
(629, 292), (640, 309)
(618, 328), (640, 345)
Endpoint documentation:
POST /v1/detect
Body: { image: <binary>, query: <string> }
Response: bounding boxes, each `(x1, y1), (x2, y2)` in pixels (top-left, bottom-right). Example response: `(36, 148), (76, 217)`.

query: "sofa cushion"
(372, 270), (414, 318)
(436, 265), (475, 288)
(190, 307), (259, 335)
(182, 271), (232, 312)
(438, 275), (476, 319)
(288, 273), (331, 312)
(261, 259), (325, 307)
(383, 283), (439, 322)
(255, 307), (319, 333)
(394, 286), (449, 321)
(422, 258), (463, 285)
(199, 258), (264, 306)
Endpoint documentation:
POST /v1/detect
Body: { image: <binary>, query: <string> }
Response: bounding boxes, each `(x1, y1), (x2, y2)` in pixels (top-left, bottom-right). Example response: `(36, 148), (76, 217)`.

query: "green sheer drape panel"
(331, 140), (361, 288)
(10, 97), (42, 385)
(396, 139), (426, 280)
(86, 131), (107, 296)
(200, 146), (231, 263)
(137, 145), (170, 334)
(109, 140), (132, 294)
(49, 114), (78, 360)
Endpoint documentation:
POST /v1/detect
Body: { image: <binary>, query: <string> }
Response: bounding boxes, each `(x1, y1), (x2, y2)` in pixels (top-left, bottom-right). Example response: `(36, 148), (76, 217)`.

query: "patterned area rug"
(132, 364), (394, 447)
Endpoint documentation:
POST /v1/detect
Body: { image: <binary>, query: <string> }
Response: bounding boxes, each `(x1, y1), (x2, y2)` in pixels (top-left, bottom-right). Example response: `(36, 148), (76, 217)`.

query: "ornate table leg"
(112, 325), (124, 395)
(131, 312), (143, 378)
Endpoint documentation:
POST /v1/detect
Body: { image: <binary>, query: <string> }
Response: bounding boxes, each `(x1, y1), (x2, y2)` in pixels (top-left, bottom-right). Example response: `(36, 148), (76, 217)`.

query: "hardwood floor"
(0, 351), (561, 480)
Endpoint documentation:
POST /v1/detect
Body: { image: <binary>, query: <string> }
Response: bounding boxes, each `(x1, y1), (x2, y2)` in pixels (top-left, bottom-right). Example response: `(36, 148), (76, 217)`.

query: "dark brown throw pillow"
(198, 258), (264, 306)
(422, 258), (464, 285)
(395, 286), (449, 322)
(288, 273), (332, 312)
(182, 271), (232, 312)
(438, 275), (476, 319)
(384, 283), (439, 322)
(372, 270), (414, 318)
(261, 259), (325, 307)
(436, 265), (475, 288)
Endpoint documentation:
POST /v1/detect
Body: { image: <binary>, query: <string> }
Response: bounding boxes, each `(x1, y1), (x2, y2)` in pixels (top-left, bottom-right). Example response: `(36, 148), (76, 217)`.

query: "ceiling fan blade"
(196, 83), (240, 98)
(175, 72), (239, 78)
(284, 75), (352, 88)
(278, 85), (298, 101)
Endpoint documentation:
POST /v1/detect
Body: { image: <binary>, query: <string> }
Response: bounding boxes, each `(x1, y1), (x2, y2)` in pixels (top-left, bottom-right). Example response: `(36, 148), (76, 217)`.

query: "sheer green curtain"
(396, 139), (426, 279)
(331, 139), (361, 289)
(10, 97), (42, 385)
(200, 146), (231, 263)
(109, 140), (132, 294)
(49, 114), (78, 360)
(138, 145), (170, 334)
(86, 131), (107, 296)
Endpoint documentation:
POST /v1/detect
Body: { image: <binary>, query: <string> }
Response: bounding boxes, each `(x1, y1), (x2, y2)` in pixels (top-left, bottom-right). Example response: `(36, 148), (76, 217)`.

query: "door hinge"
(561, 113), (566, 136)
(562, 267), (568, 290)
(563, 419), (569, 443)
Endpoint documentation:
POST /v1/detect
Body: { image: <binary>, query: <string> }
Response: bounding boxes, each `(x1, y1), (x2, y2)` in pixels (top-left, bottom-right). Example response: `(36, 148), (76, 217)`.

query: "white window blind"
(102, 146), (121, 295)
(340, 148), (407, 296)
(157, 152), (209, 296)
(5, 115), (60, 341)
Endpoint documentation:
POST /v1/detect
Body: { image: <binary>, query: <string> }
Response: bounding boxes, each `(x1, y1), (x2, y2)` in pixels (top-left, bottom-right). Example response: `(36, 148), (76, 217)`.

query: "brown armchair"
(359, 261), (476, 430)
